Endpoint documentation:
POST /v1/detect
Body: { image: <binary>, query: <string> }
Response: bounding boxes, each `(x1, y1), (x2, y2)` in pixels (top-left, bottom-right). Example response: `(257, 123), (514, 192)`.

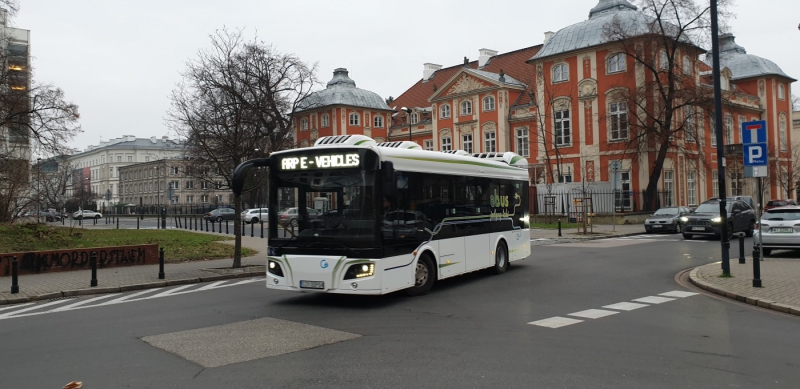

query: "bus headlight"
(268, 260), (284, 277)
(344, 263), (375, 279)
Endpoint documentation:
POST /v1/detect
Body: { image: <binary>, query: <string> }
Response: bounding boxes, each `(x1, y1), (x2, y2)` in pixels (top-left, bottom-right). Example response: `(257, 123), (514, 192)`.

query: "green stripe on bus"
(439, 262), (461, 268)
(354, 140), (371, 145)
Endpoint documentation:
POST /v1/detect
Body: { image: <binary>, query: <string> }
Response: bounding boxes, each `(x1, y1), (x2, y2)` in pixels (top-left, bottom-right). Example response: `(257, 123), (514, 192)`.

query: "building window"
(186, 181), (194, 189)
(780, 113), (788, 151)
(515, 128), (529, 157)
(169, 181), (179, 189)
(201, 181), (210, 190)
(552, 63), (568, 82)
(462, 134), (473, 154)
(117, 156), (122, 162)
(461, 100), (472, 115)
(171, 195), (179, 205)
(202, 195), (209, 203)
(609, 101), (628, 140)
(215, 181), (223, 190)
(441, 137), (452, 151)
(187, 195), (194, 205)
(423, 140), (433, 151)
(682, 56), (692, 75)
(484, 131), (496, 153)
(778, 84), (785, 100)
(171, 166), (179, 175)
(301, 118), (308, 131)
(321, 114), (329, 127)
(440, 104), (451, 119)
(730, 171), (744, 195)
(725, 114), (733, 145)
(349, 113), (360, 126)
(687, 170), (697, 206)
(685, 106), (696, 142)
(555, 109), (571, 146)
(128, 156), (133, 162)
(712, 169), (719, 198)
(410, 113), (418, 124)
(607, 53), (626, 73)
(659, 50), (668, 70)
(373, 115), (383, 128)
(559, 172), (573, 183)
(483, 96), (495, 112)
(664, 170), (674, 206)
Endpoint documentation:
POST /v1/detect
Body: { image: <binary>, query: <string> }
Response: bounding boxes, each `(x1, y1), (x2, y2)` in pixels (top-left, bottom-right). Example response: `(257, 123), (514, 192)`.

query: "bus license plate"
(300, 280), (324, 289)
(771, 227), (793, 233)
(692, 227), (705, 231)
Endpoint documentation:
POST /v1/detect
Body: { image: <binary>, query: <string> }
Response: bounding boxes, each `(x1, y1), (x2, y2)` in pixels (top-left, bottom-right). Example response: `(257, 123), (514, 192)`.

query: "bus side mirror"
(382, 161), (395, 194)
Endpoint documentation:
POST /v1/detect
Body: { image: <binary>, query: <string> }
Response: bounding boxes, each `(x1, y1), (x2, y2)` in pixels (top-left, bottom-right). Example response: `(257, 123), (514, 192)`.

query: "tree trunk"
(233, 194), (242, 268)
(643, 139), (671, 211)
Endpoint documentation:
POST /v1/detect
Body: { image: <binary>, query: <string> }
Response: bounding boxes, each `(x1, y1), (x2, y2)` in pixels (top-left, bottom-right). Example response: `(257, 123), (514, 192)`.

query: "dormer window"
(552, 63), (568, 82)
(607, 53), (626, 73)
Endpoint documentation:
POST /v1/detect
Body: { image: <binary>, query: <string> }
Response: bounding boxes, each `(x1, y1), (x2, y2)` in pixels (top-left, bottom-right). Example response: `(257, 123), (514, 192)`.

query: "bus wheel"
(493, 242), (508, 274)
(406, 255), (435, 296)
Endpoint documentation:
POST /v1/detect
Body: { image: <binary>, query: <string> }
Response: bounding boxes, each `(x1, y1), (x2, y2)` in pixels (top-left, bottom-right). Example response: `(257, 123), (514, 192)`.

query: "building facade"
(0, 8), (30, 162)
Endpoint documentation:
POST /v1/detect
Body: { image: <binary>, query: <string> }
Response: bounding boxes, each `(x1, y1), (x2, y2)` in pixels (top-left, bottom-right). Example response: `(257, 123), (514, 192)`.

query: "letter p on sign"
(743, 143), (767, 166)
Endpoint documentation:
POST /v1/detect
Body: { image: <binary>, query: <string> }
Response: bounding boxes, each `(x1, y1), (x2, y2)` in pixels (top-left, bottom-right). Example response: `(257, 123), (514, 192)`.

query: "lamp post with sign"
(742, 120), (768, 287)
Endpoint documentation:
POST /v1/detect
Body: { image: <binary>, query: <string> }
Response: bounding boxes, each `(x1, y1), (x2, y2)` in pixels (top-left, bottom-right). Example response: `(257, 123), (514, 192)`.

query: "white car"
(73, 210), (103, 220)
(241, 208), (269, 224)
(753, 205), (800, 256)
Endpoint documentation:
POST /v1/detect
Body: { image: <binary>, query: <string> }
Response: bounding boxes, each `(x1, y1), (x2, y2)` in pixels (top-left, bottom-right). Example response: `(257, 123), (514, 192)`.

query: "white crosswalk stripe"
(0, 277), (266, 321)
(529, 290), (698, 329)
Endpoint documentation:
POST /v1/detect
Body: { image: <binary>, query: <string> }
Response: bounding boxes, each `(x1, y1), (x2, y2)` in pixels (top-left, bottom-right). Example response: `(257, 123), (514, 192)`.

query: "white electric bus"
(250, 135), (530, 296)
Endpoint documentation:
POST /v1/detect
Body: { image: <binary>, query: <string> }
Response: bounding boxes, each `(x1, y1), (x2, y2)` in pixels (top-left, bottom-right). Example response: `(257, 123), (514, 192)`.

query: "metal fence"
(531, 189), (675, 216)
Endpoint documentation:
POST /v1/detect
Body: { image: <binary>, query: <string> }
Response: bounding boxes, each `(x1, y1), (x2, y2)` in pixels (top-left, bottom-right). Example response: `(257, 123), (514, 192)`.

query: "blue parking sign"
(743, 143), (767, 166)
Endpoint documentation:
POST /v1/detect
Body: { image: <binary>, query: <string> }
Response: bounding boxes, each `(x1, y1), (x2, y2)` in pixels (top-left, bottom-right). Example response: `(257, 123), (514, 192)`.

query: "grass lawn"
(0, 224), (257, 263)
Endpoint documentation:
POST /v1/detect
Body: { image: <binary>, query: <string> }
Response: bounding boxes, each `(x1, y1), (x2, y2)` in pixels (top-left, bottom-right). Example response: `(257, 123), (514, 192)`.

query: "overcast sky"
(15, 0), (800, 152)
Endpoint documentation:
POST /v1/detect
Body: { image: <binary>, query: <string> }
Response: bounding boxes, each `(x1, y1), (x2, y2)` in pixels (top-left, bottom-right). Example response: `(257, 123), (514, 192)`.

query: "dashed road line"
(529, 290), (697, 329)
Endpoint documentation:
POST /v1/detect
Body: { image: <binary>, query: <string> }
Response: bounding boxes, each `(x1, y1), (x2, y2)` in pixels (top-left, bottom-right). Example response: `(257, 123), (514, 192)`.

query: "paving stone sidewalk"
(0, 224), (644, 305)
(690, 258), (800, 316)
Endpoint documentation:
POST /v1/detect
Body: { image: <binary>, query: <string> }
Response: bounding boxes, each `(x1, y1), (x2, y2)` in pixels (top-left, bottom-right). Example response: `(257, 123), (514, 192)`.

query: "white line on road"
(632, 296), (675, 304)
(602, 302), (649, 311)
(568, 309), (619, 319)
(94, 288), (163, 306)
(528, 317), (583, 328)
(196, 281), (227, 291)
(139, 284), (195, 299)
(659, 291), (698, 298)
(50, 294), (122, 312)
(0, 303), (33, 312)
(0, 300), (70, 319)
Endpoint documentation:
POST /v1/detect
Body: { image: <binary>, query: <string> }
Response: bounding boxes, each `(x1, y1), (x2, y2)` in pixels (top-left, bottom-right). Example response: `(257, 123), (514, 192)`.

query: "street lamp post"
(401, 107), (413, 143)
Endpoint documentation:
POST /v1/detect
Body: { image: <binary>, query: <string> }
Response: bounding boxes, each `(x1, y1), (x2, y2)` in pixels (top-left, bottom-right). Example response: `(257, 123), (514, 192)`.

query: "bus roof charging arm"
(232, 158), (271, 197)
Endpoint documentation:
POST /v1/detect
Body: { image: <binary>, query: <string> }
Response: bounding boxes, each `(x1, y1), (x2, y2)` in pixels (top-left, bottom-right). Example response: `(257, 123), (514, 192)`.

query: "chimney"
(162, 135), (169, 142)
(544, 31), (555, 45)
(478, 48), (498, 68)
(423, 63), (442, 82)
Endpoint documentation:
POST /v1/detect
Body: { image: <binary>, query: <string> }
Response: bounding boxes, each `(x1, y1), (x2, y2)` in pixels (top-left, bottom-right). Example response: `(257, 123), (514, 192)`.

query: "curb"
(688, 263), (800, 317)
(1, 270), (265, 305)
(537, 230), (645, 242)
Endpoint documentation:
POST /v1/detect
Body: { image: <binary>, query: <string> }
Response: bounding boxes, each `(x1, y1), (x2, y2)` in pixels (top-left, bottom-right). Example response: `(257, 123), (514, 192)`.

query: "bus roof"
(272, 135), (529, 181)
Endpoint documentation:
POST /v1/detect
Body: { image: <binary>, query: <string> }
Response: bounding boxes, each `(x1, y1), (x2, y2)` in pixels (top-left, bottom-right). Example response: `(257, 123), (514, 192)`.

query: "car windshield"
(270, 169), (377, 246)
(694, 203), (729, 214)
(653, 207), (679, 216)
(763, 209), (800, 221)
(768, 201), (788, 206)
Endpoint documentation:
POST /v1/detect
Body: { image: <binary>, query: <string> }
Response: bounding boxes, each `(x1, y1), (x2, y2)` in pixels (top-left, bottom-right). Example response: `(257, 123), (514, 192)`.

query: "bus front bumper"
(266, 255), (381, 294)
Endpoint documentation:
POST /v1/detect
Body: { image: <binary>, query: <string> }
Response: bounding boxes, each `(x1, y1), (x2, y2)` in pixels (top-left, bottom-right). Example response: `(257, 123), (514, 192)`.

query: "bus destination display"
(281, 153), (360, 171)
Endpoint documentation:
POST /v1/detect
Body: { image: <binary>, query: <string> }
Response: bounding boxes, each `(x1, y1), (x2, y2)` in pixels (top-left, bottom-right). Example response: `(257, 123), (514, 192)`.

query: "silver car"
(241, 208), (269, 224)
(753, 205), (800, 256)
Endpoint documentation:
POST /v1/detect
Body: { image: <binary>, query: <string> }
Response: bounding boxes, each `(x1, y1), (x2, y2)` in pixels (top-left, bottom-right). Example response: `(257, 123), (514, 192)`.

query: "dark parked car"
(204, 208), (236, 222)
(644, 206), (691, 233)
(38, 210), (62, 222)
(681, 199), (755, 240)
(764, 199), (797, 212)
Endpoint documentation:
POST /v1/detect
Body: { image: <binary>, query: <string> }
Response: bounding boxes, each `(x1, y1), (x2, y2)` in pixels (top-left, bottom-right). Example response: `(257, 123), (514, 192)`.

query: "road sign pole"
(710, 0), (730, 276)
(753, 177), (763, 287)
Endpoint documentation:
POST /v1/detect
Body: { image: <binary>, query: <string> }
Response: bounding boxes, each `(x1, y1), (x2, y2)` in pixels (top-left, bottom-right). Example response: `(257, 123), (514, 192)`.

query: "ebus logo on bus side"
(490, 190), (508, 208)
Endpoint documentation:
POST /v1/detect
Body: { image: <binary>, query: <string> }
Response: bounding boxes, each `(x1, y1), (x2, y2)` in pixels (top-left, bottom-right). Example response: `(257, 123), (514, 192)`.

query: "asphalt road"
(1, 233), (798, 388)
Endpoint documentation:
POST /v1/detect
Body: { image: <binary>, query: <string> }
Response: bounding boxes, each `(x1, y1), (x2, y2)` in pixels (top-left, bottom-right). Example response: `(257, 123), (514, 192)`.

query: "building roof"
(389, 45), (541, 123)
(703, 34), (795, 82)
(531, 0), (695, 61)
(297, 68), (393, 113)
(464, 68), (525, 88)
(72, 136), (185, 157)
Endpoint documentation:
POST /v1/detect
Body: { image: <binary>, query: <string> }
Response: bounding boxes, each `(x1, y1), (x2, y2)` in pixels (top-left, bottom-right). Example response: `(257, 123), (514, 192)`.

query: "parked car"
(681, 199), (755, 240)
(278, 207), (322, 227)
(644, 206), (692, 233)
(204, 208), (236, 222)
(706, 196), (756, 211)
(241, 208), (269, 224)
(764, 199), (797, 212)
(753, 205), (800, 256)
(72, 210), (102, 220)
(38, 210), (61, 222)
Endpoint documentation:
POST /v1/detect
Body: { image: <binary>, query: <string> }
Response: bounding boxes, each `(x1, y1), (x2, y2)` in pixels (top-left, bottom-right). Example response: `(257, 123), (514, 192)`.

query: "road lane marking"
(603, 302), (649, 311)
(94, 288), (164, 306)
(528, 317), (583, 328)
(50, 294), (123, 312)
(632, 296), (675, 304)
(659, 291), (698, 298)
(0, 300), (70, 319)
(568, 309), (619, 319)
(197, 281), (227, 291)
(139, 284), (195, 299)
(0, 303), (33, 312)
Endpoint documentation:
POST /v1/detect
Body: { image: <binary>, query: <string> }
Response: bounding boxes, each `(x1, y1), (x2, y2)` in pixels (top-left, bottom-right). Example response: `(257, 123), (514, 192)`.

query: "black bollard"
(90, 251), (98, 287)
(260, 220), (264, 239)
(116, 217), (119, 229)
(10, 256), (19, 294)
(250, 220), (254, 237)
(558, 219), (562, 237)
(158, 247), (165, 279)
(184, 216), (187, 230)
(94, 217), (97, 225)
(225, 220), (229, 234)
(206, 219), (210, 232)
(136, 217), (139, 229)
(752, 247), (762, 287)
(211, 220), (215, 233)
(79, 217), (82, 226)
(738, 235), (746, 264)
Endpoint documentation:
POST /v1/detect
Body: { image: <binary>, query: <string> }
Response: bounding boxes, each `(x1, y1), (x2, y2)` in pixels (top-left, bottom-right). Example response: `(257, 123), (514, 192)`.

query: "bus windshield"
(270, 169), (378, 247)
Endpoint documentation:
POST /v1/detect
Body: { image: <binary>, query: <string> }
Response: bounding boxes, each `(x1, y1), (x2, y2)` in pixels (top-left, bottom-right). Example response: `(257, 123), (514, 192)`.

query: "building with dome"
(386, 0), (794, 211)
(293, 68), (396, 148)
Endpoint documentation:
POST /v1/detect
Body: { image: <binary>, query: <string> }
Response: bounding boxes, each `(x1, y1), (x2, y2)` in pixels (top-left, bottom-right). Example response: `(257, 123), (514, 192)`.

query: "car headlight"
(680, 217), (688, 222)
(344, 263), (375, 279)
(268, 260), (284, 277)
(711, 217), (722, 223)
(645, 219), (651, 223)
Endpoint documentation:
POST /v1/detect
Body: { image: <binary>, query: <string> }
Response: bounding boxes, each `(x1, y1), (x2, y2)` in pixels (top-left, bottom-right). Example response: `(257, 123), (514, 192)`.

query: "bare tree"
(168, 28), (317, 267)
(603, 0), (730, 209)
(775, 141), (800, 200)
